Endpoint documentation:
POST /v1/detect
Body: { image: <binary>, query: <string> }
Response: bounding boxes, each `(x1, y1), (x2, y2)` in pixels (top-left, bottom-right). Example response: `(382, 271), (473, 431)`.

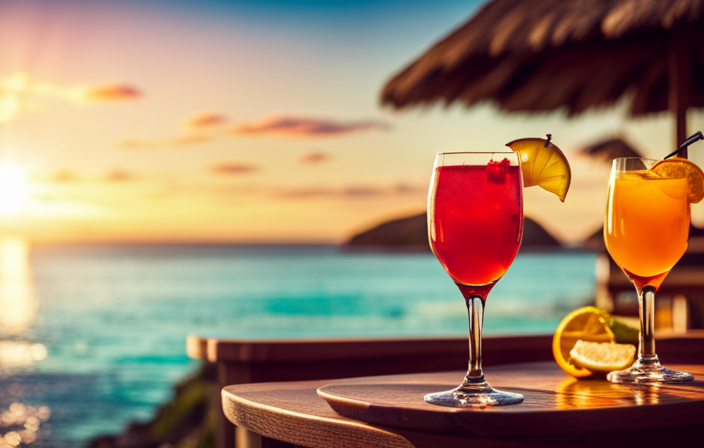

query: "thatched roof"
(381, 0), (704, 116)
(581, 137), (643, 162)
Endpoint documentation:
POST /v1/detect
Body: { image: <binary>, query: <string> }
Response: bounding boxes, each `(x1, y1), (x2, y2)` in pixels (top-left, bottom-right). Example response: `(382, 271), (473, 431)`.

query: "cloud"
(117, 112), (225, 150)
(0, 73), (144, 123)
(272, 183), (424, 199)
(299, 151), (331, 164)
(104, 169), (135, 182)
(117, 113), (389, 151)
(393, 183), (426, 194)
(273, 186), (385, 199)
(116, 133), (212, 150)
(173, 134), (212, 146)
(51, 169), (78, 183)
(183, 113), (228, 130)
(210, 162), (258, 175)
(79, 84), (141, 102)
(232, 116), (391, 138)
(115, 139), (154, 150)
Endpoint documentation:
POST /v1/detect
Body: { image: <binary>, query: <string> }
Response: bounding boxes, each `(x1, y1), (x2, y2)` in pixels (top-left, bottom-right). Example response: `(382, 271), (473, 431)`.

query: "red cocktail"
(429, 160), (523, 299)
(425, 152), (524, 407)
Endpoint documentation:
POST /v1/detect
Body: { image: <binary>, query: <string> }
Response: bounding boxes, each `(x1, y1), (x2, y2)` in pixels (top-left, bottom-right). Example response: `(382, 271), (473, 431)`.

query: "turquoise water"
(0, 243), (596, 447)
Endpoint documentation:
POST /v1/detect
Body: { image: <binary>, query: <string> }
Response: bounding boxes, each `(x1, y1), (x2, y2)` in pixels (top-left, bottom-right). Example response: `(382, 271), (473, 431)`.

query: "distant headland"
(343, 212), (563, 251)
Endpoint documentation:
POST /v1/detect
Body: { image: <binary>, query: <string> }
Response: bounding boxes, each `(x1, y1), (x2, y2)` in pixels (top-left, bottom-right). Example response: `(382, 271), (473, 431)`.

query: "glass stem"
(638, 285), (657, 361)
(465, 296), (485, 383)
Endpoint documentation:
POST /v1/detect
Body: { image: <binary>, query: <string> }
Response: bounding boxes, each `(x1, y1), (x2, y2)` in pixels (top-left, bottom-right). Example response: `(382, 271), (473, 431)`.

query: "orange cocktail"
(605, 169), (689, 291)
(604, 157), (698, 384)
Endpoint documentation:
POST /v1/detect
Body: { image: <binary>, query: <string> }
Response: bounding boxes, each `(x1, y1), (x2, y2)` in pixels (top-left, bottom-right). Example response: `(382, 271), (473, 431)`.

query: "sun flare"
(0, 163), (29, 214)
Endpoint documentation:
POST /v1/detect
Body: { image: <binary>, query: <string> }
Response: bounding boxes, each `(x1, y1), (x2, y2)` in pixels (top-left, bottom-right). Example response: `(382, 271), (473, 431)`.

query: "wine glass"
(425, 151), (524, 407)
(604, 157), (693, 384)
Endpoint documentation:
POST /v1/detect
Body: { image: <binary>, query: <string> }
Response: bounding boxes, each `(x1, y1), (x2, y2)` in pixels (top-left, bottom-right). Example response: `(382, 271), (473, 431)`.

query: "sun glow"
(0, 163), (29, 214)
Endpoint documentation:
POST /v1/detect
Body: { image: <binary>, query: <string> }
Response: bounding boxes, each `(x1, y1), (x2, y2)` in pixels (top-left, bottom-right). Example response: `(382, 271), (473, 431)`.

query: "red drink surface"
(428, 163), (523, 295)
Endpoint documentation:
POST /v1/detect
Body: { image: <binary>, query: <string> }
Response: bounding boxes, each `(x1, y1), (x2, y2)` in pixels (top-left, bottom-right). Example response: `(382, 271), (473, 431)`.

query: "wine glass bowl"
(425, 151), (524, 407)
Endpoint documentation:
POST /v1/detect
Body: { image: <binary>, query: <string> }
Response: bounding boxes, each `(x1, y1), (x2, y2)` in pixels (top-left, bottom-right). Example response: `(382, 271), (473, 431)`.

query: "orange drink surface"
(604, 169), (689, 290)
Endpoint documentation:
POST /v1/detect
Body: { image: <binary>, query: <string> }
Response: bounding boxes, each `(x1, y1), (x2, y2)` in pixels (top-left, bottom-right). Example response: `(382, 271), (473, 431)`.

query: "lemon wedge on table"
(650, 157), (704, 203)
(569, 340), (636, 374)
(506, 135), (571, 202)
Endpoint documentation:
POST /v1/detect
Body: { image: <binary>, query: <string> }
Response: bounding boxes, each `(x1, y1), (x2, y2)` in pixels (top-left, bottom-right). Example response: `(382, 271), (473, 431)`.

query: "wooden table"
(188, 334), (554, 448)
(222, 362), (704, 448)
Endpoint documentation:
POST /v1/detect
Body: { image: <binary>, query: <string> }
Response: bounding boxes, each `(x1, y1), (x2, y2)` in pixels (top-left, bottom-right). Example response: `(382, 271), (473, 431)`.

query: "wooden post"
(669, 26), (690, 157)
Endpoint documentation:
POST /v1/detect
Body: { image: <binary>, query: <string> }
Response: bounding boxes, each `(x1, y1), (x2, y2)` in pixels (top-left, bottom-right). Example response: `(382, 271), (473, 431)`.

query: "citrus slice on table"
(569, 340), (636, 374)
(506, 135), (571, 202)
(552, 307), (614, 378)
(650, 157), (704, 203)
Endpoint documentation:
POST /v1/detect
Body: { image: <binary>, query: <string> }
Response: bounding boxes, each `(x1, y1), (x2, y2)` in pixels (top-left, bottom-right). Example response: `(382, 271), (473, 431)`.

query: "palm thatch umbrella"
(381, 0), (704, 155)
(581, 137), (643, 162)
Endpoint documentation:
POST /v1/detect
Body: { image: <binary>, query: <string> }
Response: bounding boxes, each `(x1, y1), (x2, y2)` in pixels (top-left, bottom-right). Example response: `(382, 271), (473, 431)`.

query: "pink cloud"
(210, 162), (258, 175)
(232, 116), (390, 138)
(81, 84), (141, 101)
(299, 151), (331, 164)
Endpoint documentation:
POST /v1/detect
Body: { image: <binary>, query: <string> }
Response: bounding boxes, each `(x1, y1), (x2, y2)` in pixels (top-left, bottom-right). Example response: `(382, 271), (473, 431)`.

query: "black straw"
(544, 134), (552, 148)
(664, 130), (704, 159)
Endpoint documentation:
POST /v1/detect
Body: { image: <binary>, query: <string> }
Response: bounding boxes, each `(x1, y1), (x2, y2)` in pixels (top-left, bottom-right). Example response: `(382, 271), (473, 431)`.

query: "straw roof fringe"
(382, 0), (704, 116)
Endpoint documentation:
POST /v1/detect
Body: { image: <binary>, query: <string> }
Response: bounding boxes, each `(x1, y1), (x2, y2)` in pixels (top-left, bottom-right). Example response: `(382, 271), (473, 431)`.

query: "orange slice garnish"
(651, 157), (704, 203)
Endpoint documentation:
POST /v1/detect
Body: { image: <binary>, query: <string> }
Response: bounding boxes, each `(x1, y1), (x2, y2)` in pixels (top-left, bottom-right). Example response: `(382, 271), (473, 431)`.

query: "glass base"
(424, 380), (524, 408)
(607, 356), (693, 385)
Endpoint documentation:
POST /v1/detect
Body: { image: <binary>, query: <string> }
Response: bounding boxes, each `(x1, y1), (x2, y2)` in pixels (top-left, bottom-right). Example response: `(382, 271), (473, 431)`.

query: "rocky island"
(344, 212), (562, 251)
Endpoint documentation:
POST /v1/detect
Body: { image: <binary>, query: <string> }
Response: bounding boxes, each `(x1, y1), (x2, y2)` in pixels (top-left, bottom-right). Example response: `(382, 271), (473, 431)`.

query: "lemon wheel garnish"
(506, 135), (571, 202)
(569, 340), (636, 374)
(552, 307), (614, 378)
(650, 157), (704, 203)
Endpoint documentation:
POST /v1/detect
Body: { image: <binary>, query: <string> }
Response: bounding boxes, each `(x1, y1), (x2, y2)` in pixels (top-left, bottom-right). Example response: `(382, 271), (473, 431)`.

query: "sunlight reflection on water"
(0, 237), (37, 338)
(0, 237), (46, 373)
(0, 402), (50, 446)
(0, 237), (50, 446)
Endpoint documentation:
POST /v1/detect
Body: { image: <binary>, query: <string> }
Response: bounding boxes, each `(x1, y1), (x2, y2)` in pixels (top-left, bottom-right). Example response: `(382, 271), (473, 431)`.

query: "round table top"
(222, 362), (704, 448)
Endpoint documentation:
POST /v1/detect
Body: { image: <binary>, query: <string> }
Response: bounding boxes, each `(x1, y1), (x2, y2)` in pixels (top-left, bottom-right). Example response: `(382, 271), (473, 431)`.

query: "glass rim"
(436, 151), (515, 155)
(612, 157), (659, 163)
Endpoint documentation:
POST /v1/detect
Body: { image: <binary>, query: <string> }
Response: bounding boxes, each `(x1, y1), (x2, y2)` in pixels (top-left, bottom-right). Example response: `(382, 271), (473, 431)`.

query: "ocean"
(0, 241), (596, 447)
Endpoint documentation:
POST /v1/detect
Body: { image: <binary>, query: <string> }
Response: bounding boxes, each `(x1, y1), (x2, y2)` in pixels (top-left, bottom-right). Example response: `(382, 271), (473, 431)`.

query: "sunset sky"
(0, 0), (703, 244)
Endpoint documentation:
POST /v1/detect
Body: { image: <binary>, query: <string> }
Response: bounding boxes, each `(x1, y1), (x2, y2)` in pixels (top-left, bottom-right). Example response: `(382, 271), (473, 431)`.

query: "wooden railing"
(187, 334), (553, 448)
(596, 236), (704, 330)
